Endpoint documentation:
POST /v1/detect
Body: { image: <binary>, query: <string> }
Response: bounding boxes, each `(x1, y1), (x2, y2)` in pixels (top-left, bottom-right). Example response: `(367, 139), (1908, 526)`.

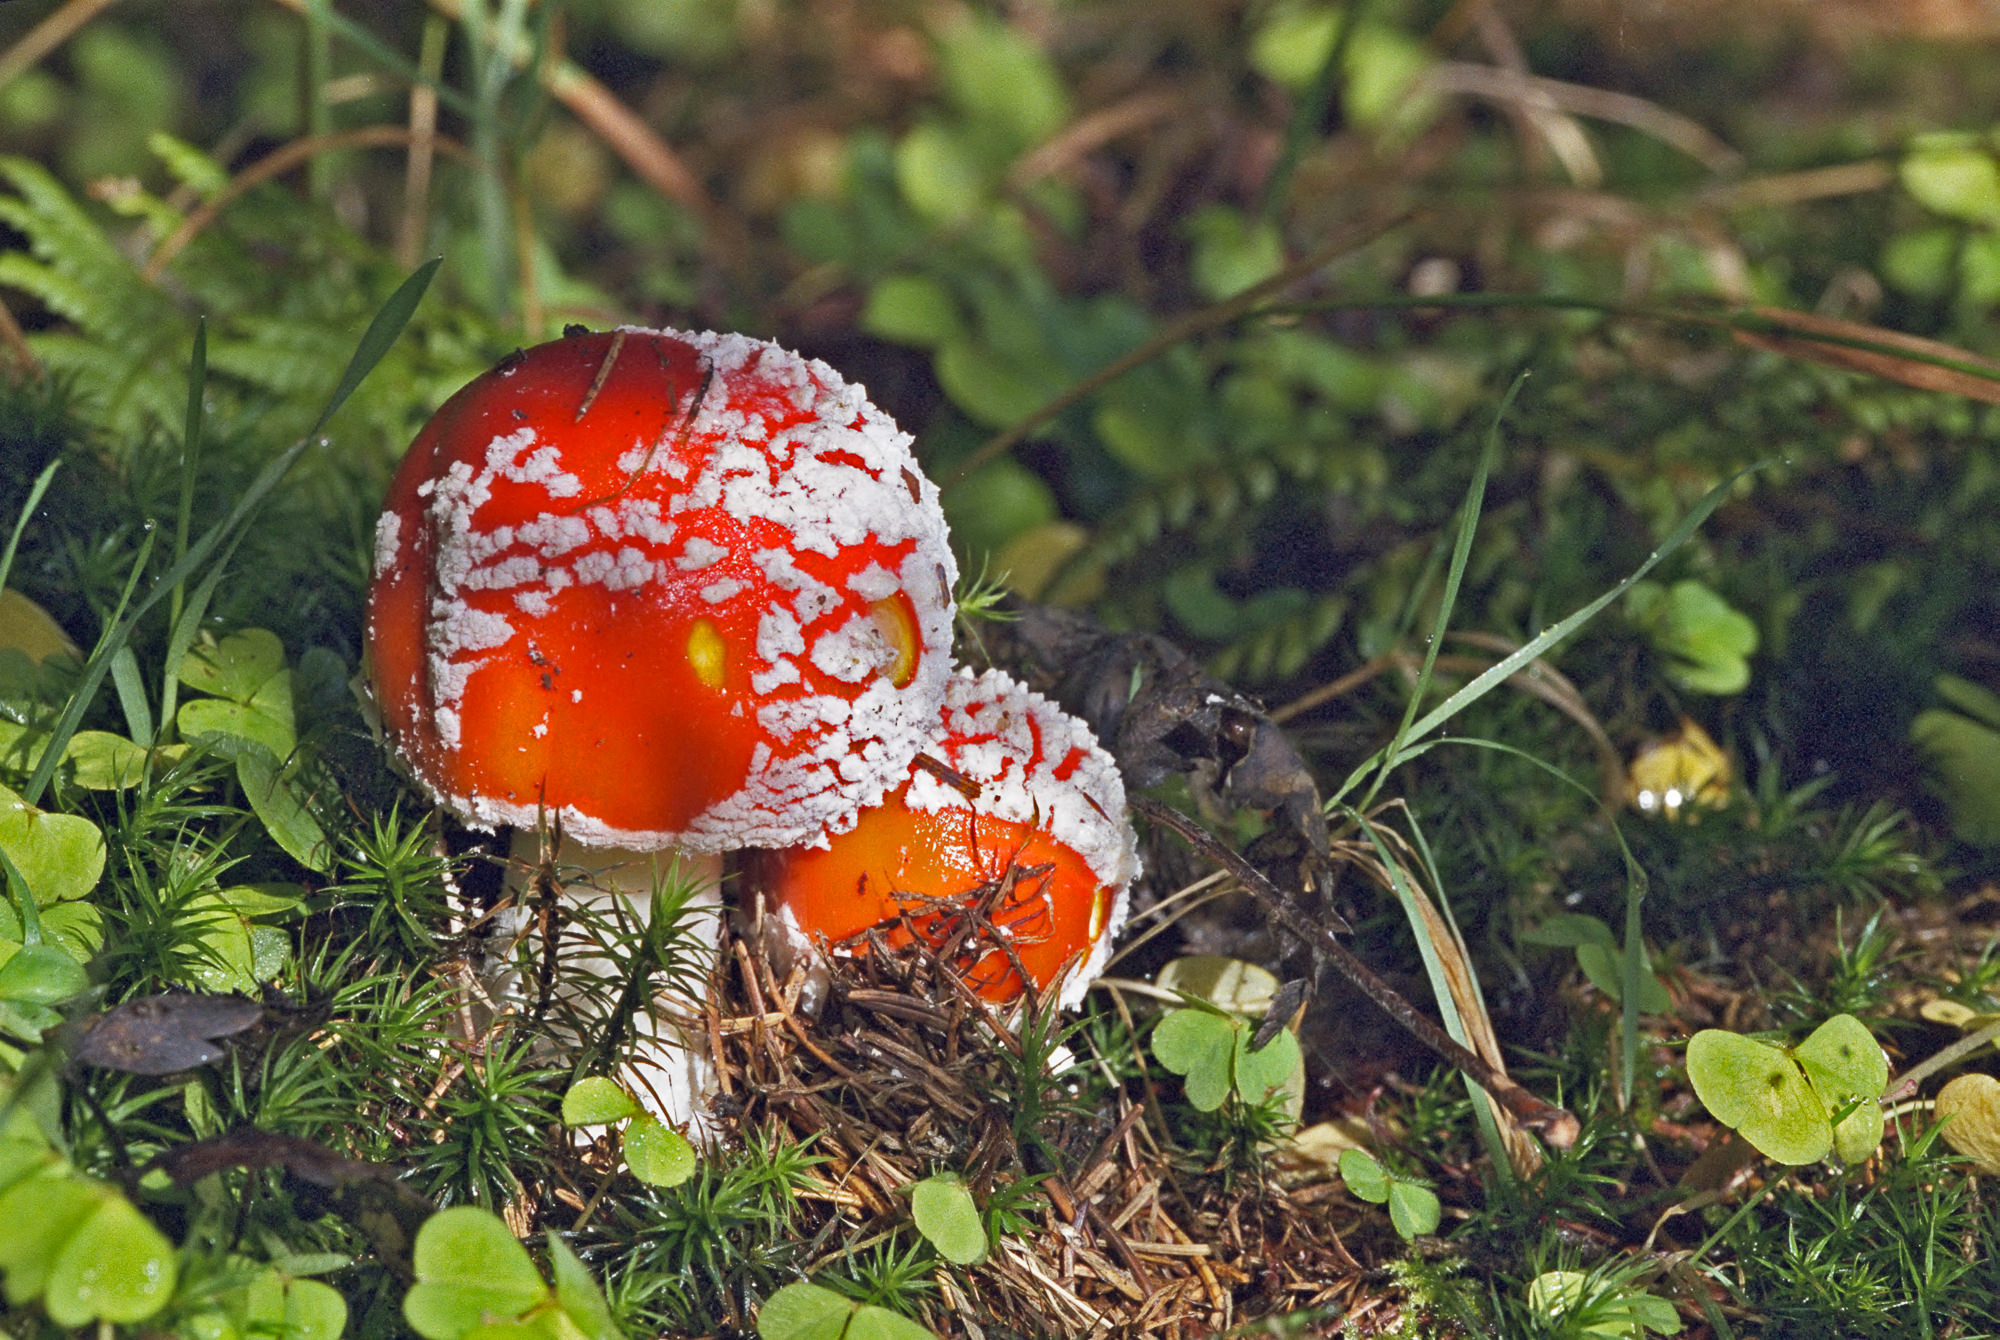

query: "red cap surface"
(366, 327), (957, 851)
(745, 668), (1138, 1005)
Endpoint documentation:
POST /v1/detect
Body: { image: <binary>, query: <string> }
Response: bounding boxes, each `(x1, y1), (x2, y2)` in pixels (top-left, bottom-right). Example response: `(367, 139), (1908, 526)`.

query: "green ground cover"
(2, 2), (2000, 1335)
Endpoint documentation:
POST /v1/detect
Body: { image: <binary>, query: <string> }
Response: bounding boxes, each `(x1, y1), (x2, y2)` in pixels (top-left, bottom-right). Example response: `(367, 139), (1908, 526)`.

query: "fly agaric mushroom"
(744, 668), (1138, 1007)
(365, 326), (958, 1126)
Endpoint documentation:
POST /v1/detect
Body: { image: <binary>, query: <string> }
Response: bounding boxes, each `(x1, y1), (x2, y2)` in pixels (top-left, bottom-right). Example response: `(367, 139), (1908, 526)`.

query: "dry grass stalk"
(692, 906), (1376, 1336)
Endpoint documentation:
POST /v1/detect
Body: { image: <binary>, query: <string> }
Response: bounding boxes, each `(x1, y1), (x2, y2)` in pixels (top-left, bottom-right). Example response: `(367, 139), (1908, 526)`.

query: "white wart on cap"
(366, 327), (959, 852)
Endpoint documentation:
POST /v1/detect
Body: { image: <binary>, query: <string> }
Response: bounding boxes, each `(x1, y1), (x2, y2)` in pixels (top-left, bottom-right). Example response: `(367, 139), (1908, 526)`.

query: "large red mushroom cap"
(366, 327), (958, 851)
(745, 668), (1138, 1007)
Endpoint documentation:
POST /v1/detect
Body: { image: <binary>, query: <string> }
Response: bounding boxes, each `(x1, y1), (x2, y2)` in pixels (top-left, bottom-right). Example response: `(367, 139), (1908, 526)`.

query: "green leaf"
(1521, 913), (1618, 950)
(1914, 681), (2000, 845)
(234, 745), (331, 872)
(1232, 1023), (1302, 1108)
(561, 1076), (642, 1127)
(404, 1206), (550, 1340)
(1336, 1148), (1389, 1203)
(1936, 673), (2000, 732)
(1385, 1179), (1441, 1240)
(758, 1283), (939, 1340)
(1151, 1007), (1237, 1111)
(0, 1167), (101, 1307)
(178, 888), (297, 995)
(847, 1306), (940, 1340)
(911, 1173), (988, 1265)
(1627, 579), (1758, 696)
(1830, 1096), (1886, 1164)
(244, 1270), (348, 1340)
(1575, 942), (1672, 1014)
(0, 782), (105, 905)
(1185, 205), (1286, 302)
(178, 667), (295, 758)
(41, 1191), (177, 1325)
(546, 1235), (619, 1340)
(935, 12), (1068, 153)
(1685, 1030), (1831, 1165)
(1793, 1014), (1888, 1106)
(1902, 142), (2000, 225)
(895, 122), (989, 226)
(862, 274), (964, 349)
(0, 1097), (55, 1194)
(60, 730), (147, 789)
(623, 1115), (696, 1188)
(936, 337), (1058, 429)
(36, 901), (103, 964)
(311, 256), (442, 438)
(177, 628), (285, 704)
(758, 1282), (859, 1340)
(938, 461), (1057, 557)
(0, 942), (86, 1005)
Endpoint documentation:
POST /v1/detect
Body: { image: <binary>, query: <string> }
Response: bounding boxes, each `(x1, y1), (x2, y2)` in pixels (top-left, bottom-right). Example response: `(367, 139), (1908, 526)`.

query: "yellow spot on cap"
(687, 618), (726, 689)
(870, 596), (919, 688)
(1088, 884), (1110, 942)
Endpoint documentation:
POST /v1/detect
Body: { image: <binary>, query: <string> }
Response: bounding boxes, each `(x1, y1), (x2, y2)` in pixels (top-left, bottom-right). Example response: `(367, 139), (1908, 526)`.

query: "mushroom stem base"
(497, 832), (725, 1140)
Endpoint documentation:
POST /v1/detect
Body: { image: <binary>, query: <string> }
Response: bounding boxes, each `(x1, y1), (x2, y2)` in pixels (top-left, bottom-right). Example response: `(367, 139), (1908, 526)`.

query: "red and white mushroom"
(745, 668), (1139, 1008)
(365, 326), (957, 1126)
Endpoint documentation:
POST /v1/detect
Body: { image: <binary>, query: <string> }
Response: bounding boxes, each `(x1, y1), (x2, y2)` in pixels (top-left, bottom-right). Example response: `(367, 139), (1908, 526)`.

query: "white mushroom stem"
(500, 832), (725, 1143)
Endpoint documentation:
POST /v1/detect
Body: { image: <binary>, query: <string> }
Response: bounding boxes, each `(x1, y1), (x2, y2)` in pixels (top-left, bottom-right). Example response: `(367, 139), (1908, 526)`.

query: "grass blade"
(1352, 373), (1525, 810)
(1334, 459), (1768, 805)
(308, 256), (442, 440)
(0, 459), (59, 597)
(20, 261), (439, 803)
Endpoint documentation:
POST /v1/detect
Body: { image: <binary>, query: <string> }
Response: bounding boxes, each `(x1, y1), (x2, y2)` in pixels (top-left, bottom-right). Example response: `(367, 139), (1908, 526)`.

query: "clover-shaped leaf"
(403, 1207), (550, 1340)
(1337, 1148), (1389, 1202)
(178, 629), (286, 704)
(1627, 579), (1758, 696)
(242, 1267), (349, 1340)
(561, 1076), (643, 1127)
(0, 783), (105, 906)
(1336, 1148), (1439, 1240)
(1152, 1006), (1238, 1112)
(1235, 1023), (1302, 1108)
(910, 1173), (988, 1266)
(1153, 1002), (1304, 1114)
(623, 1115), (695, 1189)
(559, 1079), (695, 1188)
(1794, 1013), (1888, 1108)
(758, 1281), (938, 1340)
(1687, 1015), (1886, 1165)
(1686, 1030), (1830, 1165)
(0, 1167), (177, 1326)
(1387, 1179), (1442, 1240)
(61, 731), (150, 790)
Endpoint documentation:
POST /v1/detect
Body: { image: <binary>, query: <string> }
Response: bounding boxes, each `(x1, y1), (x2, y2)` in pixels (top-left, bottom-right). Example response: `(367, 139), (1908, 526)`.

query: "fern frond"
(1208, 591), (1349, 684)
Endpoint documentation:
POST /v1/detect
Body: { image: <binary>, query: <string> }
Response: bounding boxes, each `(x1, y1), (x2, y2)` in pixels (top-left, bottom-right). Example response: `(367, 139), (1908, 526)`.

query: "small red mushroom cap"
(366, 327), (958, 851)
(744, 668), (1138, 1006)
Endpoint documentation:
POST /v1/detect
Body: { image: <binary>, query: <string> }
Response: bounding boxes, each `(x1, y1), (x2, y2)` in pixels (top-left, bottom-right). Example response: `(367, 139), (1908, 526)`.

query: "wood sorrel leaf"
(1686, 1029), (1831, 1165)
(1793, 1013), (1888, 1106)
(1152, 1006), (1237, 1112)
(561, 1077), (642, 1127)
(911, 1173), (987, 1265)
(403, 1206), (548, 1340)
(623, 1115), (695, 1188)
